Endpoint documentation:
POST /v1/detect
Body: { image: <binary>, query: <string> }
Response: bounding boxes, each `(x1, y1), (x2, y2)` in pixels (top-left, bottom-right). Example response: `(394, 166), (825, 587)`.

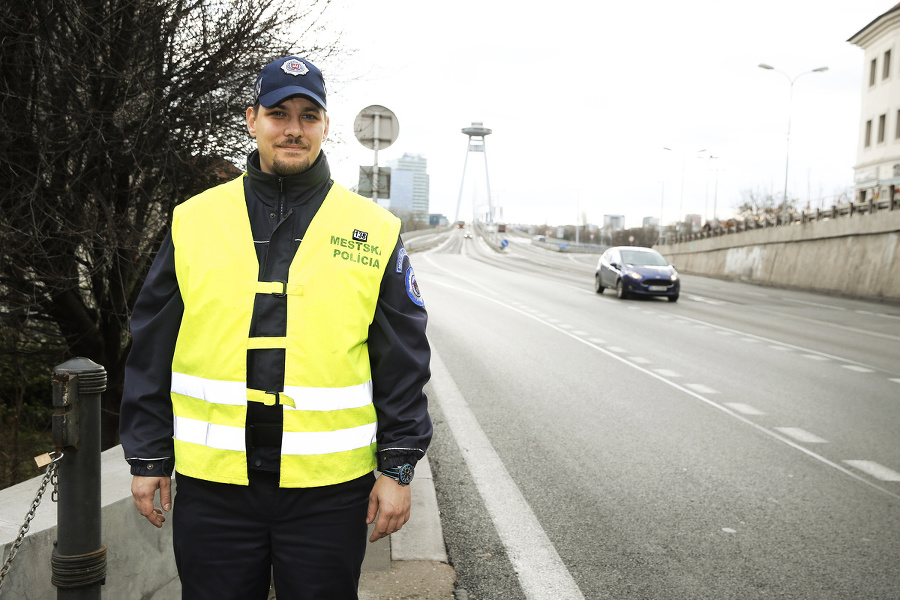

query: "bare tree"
(0, 0), (342, 453)
(735, 187), (781, 222)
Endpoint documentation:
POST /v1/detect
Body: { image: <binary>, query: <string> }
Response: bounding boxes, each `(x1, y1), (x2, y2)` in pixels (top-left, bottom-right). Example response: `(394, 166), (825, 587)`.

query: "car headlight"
(626, 271), (643, 280)
(670, 273), (679, 281)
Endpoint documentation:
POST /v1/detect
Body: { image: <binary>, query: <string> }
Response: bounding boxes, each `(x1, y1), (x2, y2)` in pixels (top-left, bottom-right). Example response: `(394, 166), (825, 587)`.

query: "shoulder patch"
(395, 246), (409, 273)
(405, 266), (424, 307)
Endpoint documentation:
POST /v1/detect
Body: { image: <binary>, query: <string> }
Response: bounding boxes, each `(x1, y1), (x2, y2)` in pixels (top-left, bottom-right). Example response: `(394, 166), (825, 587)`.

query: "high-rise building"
(603, 215), (625, 231)
(387, 153), (430, 220)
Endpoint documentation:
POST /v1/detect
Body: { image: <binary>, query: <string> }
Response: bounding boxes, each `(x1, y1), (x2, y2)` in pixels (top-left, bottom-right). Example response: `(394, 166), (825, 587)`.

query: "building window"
(879, 114), (886, 143)
(865, 119), (872, 147)
(870, 58), (877, 86)
(885, 50), (892, 79)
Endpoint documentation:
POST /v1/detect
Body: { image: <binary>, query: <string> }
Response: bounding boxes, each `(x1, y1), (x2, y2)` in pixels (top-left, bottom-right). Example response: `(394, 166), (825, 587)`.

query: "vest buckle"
(266, 391), (281, 406)
(272, 280), (287, 297)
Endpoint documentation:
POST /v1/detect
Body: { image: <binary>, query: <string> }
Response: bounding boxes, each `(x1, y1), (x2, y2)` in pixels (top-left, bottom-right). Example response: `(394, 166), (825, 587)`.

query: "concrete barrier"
(0, 446), (179, 600)
(655, 211), (900, 302)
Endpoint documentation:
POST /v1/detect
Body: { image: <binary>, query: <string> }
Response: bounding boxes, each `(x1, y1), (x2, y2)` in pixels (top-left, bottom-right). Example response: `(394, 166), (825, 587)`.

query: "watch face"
(398, 464), (414, 485)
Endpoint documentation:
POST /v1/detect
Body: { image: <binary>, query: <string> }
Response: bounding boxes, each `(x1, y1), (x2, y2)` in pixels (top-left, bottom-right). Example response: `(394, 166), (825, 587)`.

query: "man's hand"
(131, 475), (172, 528)
(366, 474), (411, 542)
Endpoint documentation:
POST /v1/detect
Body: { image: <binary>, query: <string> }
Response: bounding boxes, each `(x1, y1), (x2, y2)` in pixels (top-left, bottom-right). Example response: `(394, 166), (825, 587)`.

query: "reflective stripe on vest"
(171, 371), (374, 411)
(169, 175), (400, 487)
(173, 415), (377, 455)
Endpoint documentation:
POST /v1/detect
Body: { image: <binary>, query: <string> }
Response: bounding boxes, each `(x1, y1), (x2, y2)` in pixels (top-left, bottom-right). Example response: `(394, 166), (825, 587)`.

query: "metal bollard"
(51, 358), (107, 600)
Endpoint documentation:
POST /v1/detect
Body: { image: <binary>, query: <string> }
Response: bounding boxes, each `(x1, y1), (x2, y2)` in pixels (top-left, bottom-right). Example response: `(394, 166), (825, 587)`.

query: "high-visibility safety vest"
(169, 174), (400, 487)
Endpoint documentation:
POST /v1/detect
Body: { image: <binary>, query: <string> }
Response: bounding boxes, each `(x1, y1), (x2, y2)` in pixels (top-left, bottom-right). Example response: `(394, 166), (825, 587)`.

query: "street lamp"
(758, 63), (828, 225)
(663, 146), (706, 234)
(698, 151), (718, 225)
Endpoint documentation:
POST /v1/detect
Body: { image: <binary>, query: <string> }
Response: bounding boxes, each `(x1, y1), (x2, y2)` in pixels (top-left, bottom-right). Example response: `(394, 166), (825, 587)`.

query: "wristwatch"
(381, 463), (415, 486)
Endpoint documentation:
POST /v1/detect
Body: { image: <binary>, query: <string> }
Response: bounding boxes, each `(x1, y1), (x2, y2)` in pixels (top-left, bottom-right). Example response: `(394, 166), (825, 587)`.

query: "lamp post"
(758, 63), (828, 225)
(663, 146), (706, 234)
(698, 152), (718, 225)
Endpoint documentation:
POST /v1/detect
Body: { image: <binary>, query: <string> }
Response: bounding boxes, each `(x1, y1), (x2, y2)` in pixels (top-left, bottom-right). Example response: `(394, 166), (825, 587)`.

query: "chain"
(0, 452), (64, 594)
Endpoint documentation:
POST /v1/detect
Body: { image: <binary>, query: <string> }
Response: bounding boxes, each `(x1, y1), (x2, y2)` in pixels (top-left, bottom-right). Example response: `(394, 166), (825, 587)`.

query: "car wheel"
(616, 280), (628, 299)
(595, 275), (604, 294)
(668, 294), (679, 303)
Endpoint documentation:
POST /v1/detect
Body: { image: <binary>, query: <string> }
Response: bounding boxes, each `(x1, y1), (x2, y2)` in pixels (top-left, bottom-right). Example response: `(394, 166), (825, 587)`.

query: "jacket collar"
(245, 149), (332, 208)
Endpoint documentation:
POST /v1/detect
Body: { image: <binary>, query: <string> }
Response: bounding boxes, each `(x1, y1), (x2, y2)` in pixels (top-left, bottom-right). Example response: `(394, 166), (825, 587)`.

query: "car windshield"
(620, 250), (668, 267)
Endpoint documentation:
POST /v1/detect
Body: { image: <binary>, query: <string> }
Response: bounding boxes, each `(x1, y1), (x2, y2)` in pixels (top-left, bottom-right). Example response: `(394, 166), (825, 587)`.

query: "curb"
(359, 455), (455, 598)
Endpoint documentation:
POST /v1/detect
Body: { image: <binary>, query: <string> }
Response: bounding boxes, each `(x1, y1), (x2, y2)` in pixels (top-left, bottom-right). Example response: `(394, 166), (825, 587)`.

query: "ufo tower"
(454, 122), (494, 224)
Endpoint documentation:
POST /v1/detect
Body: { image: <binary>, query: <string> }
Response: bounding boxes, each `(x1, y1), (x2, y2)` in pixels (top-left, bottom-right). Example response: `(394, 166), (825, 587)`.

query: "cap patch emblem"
(281, 59), (309, 76)
(352, 229), (368, 242)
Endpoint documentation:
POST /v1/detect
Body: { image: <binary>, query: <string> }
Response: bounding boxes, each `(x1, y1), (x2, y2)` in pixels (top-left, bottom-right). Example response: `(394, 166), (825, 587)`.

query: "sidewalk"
(358, 456), (456, 600)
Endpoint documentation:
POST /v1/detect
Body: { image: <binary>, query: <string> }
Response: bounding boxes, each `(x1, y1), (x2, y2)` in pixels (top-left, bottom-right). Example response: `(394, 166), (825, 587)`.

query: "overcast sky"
(316, 0), (892, 229)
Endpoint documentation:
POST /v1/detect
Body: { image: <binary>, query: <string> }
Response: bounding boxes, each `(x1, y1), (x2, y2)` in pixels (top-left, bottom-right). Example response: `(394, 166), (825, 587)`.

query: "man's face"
(246, 96), (329, 176)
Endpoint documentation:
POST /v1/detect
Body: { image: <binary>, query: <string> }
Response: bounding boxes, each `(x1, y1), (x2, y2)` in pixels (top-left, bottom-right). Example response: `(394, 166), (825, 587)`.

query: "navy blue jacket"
(119, 151), (432, 478)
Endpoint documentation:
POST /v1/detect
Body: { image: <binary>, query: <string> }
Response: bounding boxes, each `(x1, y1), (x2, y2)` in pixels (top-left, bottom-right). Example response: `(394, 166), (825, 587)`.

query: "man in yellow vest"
(120, 56), (432, 600)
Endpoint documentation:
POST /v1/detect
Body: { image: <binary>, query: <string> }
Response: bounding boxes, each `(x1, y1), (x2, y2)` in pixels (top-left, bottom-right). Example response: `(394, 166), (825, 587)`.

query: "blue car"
(595, 246), (680, 302)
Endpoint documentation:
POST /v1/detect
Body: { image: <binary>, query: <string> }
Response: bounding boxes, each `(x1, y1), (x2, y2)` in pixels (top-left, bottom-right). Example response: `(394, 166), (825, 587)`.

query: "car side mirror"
(610, 262), (620, 270)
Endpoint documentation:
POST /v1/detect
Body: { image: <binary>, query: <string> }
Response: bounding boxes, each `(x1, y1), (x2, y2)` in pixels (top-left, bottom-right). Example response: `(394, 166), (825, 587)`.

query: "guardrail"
(400, 225), (453, 253)
(531, 238), (607, 254)
(665, 196), (899, 244)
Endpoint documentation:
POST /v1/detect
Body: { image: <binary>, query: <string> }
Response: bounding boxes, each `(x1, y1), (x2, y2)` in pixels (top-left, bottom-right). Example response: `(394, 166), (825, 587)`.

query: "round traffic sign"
(353, 105), (399, 150)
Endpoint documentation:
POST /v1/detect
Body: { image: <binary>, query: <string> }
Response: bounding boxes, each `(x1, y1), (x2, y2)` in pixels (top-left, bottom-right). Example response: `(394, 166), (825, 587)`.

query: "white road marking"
(724, 403), (766, 416)
(430, 349), (587, 600)
(687, 295), (726, 305)
(572, 330), (590, 336)
(774, 428), (828, 444)
(802, 354), (830, 361)
(654, 369), (681, 378)
(843, 460), (900, 481)
(841, 365), (874, 373)
(890, 378), (900, 385)
(685, 384), (719, 394)
(671, 313), (883, 369)
(855, 310), (900, 321)
(587, 338), (606, 345)
(768, 345), (790, 351)
(421, 275), (900, 501)
(629, 357), (652, 364)
(607, 346), (628, 353)
(742, 338), (760, 343)
(784, 298), (847, 311)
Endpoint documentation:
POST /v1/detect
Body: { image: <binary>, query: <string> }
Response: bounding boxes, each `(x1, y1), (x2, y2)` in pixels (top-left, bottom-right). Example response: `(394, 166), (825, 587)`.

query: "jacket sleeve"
(369, 237), (433, 470)
(119, 231), (183, 477)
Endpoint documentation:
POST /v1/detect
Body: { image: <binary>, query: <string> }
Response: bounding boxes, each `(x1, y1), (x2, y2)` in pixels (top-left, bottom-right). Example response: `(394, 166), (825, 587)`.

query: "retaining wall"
(655, 211), (900, 302)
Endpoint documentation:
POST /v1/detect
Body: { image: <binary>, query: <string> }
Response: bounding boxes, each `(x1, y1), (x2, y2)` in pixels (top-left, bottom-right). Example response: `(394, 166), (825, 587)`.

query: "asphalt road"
(411, 227), (900, 600)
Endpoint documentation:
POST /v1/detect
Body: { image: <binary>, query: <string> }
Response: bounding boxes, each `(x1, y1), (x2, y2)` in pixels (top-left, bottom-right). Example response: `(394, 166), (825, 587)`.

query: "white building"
(849, 3), (900, 205)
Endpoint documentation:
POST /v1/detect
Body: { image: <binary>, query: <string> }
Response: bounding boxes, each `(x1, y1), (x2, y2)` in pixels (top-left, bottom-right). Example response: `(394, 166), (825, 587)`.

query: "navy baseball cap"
(254, 56), (327, 110)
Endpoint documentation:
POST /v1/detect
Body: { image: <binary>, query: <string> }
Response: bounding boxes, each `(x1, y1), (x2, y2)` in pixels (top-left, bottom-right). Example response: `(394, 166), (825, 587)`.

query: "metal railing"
(662, 196), (899, 244)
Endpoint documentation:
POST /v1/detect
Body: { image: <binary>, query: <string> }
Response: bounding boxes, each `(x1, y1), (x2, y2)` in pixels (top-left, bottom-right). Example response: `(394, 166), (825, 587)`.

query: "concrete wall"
(655, 211), (900, 302)
(0, 447), (179, 600)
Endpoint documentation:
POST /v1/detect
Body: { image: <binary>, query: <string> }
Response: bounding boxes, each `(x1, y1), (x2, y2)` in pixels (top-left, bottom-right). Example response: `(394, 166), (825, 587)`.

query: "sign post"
(354, 105), (399, 203)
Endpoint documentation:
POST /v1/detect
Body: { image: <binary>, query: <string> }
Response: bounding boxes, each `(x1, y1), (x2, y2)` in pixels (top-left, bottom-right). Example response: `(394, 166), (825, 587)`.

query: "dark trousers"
(173, 470), (374, 600)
